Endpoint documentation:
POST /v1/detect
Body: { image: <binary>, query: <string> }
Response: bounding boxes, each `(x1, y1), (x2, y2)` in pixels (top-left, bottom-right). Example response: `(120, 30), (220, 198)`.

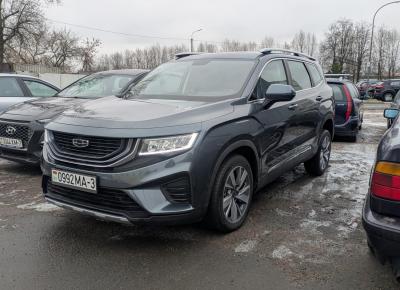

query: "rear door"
(329, 82), (348, 125)
(0, 77), (33, 112)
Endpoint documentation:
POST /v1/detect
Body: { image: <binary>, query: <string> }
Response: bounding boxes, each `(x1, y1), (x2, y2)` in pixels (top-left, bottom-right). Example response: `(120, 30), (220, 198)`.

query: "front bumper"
(334, 116), (359, 137)
(41, 148), (208, 225)
(363, 195), (400, 257)
(0, 120), (44, 165)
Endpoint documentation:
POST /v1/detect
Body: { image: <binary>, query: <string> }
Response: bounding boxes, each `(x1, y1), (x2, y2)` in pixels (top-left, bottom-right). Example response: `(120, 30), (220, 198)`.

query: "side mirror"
(265, 84), (296, 102)
(384, 108), (399, 119)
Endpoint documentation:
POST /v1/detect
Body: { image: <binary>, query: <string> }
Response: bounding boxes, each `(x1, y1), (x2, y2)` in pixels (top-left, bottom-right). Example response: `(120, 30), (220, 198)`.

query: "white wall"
(39, 73), (86, 89)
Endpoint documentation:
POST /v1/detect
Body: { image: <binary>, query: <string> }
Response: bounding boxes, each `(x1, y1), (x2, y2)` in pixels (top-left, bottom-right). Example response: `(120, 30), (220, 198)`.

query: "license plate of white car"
(0, 137), (23, 148)
(51, 169), (97, 193)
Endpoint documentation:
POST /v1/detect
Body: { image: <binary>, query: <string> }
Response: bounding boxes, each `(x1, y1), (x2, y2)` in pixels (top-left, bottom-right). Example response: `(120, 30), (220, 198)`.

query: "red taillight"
(375, 85), (384, 89)
(371, 162), (400, 201)
(342, 85), (353, 121)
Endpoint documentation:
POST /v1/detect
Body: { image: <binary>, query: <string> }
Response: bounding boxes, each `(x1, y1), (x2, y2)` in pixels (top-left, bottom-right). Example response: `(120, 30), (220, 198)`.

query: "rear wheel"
(304, 130), (331, 176)
(384, 93), (394, 102)
(205, 155), (254, 232)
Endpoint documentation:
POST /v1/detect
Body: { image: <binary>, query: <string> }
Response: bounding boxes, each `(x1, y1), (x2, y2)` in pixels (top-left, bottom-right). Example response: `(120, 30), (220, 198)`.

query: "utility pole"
(190, 29), (203, 52)
(367, 1), (400, 86)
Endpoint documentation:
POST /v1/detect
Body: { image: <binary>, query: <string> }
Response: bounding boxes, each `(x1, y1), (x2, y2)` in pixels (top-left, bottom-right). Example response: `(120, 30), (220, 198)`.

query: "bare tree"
(80, 37), (101, 72)
(352, 22), (370, 81)
(0, 0), (59, 64)
(45, 28), (80, 70)
(386, 29), (400, 79)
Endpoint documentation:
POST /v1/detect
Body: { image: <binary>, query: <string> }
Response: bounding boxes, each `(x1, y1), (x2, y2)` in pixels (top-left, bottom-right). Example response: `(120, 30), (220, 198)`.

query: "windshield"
(58, 74), (136, 98)
(127, 59), (256, 101)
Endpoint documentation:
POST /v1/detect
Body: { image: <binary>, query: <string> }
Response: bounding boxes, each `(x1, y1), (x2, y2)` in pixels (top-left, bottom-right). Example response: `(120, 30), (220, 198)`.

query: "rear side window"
(287, 61), (312, 91)
(329, 84), (346, 102)
(24, 80), (58, 97)
(391, 81), (400, 86)
(306, 63), (323, 86)
(0, 77), (24, 97)
(255, 60), (288, 98)
(346, 83), (360, 99)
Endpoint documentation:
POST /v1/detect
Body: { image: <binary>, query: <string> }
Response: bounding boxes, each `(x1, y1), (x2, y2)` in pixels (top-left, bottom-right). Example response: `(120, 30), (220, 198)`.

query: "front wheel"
(205, 155), (254, 232)
(304, 130), (332, 176)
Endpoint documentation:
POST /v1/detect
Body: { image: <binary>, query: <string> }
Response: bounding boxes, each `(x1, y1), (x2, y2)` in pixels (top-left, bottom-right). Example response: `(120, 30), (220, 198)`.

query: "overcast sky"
(45, 0), (400, 54)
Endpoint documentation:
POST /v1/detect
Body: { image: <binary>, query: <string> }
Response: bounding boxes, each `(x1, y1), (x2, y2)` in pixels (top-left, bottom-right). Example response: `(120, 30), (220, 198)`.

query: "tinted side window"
(329, 84), (346, 102)
(0, 77), (24, 97)
(346, 83), (360, 99)
(287, 61), (312, 91)
(306, 63), (323, 86)
(255, 60), (288, 98)
(390, 81), (400, 87)
(24, 81), (58, 97)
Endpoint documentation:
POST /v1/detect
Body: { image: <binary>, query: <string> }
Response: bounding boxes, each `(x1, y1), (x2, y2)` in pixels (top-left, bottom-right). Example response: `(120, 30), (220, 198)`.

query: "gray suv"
(41, 49), (334, 232)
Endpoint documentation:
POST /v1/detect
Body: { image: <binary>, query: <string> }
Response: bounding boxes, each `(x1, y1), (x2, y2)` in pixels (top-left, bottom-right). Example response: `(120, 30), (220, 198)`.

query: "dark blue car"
(327, 79), (364, 141)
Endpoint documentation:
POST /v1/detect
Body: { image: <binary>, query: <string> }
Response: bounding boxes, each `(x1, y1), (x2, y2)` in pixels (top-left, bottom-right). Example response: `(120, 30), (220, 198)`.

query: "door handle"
(316, 96), (323, 102)
(288, 104), (298, 110)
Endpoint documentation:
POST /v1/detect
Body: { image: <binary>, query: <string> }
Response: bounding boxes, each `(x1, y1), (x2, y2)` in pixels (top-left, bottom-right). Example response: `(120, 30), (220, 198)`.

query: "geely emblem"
(72, 138), (89, 148)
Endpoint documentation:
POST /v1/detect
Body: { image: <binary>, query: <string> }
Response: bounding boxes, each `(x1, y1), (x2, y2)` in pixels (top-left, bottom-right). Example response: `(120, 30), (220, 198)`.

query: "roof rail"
(175, 52), (202, 59)
(260, 48), (316, 61)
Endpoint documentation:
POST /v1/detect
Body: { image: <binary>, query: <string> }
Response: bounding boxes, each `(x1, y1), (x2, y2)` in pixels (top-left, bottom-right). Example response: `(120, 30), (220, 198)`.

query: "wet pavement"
(0, 107), (398, 289)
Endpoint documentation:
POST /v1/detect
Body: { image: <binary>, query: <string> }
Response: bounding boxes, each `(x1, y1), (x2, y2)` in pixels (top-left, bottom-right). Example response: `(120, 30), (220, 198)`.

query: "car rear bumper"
(363, 195), (400, 257)
(334, 117), (359, 136)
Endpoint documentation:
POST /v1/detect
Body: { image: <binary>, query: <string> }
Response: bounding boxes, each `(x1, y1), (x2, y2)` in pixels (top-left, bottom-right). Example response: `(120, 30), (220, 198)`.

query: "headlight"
(139, 133), (198, 156)
(37, 118), (52, 124)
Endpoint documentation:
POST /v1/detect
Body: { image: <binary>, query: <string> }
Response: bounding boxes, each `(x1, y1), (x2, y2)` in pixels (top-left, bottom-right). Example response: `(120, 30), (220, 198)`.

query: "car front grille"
(0, 122), (32, 148)
(48, 131), (137, 167)
(46, 181), (147, 216)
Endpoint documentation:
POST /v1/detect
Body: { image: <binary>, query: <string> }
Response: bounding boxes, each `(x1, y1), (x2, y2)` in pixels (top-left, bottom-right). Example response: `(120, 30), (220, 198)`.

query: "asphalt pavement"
(0, 107), (398, 289)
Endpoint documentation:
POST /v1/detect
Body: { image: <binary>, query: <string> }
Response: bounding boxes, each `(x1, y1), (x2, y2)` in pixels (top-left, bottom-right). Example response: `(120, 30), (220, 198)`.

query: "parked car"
(41, 49), (334, 232)
(327, 79), (363, 141)
(373, 79), (400, 102)
(356, 80), (379, 98)
(0, 74), (59, 112)
(0, 69), (148, 165)
(387, 90), (400, 128)
(363, 107), (400, 281)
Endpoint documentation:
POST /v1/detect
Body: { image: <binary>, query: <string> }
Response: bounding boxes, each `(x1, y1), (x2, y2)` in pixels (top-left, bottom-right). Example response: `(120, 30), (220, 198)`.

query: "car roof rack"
(324, 74), (352, 81)
(175, 52), (203, 59)
(260, 48), (316, 61)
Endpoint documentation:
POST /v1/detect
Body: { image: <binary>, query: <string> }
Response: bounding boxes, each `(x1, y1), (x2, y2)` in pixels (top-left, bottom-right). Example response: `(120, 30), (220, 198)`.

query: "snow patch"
(235, 239), (258, 253)
(272, 245), (293, 259)
(17, 202), (61, 212)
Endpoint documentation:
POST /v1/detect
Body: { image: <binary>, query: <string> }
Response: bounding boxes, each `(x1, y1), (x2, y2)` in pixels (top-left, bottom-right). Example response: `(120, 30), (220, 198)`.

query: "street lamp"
(190, 29), (203, 52)
(367, 1), (400, 84)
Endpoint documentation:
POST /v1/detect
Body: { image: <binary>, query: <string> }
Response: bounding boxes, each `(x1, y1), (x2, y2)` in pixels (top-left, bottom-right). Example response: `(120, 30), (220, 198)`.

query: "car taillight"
(371, 162), (400, 201)
(375, 85), (384, 89)
(342, 85), (353, 121)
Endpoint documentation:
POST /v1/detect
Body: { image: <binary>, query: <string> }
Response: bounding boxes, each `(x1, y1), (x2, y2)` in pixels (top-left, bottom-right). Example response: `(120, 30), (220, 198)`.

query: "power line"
(46, 18), (224, 44)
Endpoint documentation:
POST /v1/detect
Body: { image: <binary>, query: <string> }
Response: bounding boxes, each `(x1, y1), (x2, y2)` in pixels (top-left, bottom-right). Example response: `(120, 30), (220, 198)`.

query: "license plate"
(0, 137), (23, 149)
(51, 169), (97, 193)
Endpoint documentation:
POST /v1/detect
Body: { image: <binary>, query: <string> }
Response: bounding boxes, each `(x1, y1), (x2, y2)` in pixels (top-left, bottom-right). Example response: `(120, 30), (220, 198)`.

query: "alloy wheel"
(319, 135), (331, 171)
(222, 166), (251, 223)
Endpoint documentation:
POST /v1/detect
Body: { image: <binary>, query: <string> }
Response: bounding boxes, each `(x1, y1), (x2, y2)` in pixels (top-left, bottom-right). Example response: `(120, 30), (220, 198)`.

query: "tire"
(384, 93), (394, 102)
(304, 130), (332, 176)
(348, 134), (357, 142)
(205, 155), (254, 232)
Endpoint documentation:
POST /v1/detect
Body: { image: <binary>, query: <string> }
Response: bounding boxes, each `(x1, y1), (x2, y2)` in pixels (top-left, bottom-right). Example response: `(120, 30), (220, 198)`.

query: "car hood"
(48, 96), (234, 135)
(0, 97), (89, 122)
